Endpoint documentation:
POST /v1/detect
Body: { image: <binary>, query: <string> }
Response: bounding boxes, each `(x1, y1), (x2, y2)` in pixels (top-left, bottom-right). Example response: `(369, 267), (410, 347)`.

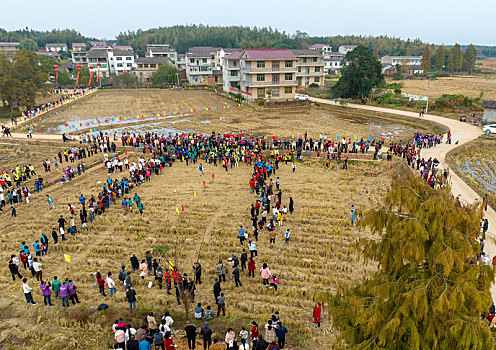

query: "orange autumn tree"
(328, 173), (495, 349)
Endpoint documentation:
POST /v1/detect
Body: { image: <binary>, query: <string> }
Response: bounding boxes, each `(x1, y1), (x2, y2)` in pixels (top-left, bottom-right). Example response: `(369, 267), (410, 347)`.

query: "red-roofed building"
(222, 49), (297, 99)
(35, 51), (61, 59)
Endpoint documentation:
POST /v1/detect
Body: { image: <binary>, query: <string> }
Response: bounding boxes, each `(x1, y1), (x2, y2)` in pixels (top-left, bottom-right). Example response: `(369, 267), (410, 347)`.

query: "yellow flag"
(64, 254), (71, 263)
(194, 192), (197, 198)
(176, 207), (180, 215)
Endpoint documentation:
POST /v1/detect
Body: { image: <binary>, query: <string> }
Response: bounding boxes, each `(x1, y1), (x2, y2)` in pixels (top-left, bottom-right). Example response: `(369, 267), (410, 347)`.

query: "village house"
(176, 54), (186, 70)
(86, 50), (110, 77)
(482, 101), (496, 123)
(291, 49), (325, 87)
(222, 49), (298, 100)
(222, 49), (242, 91)
(185, 46), (221, 85)
(132, 57), (173, 83)
(45, 43), (68, 52)
(323, 52), (345, 74)
(108, 49), (136, 75)
(338, 45), (357, 54)
(380, 55), (423, 66)
(145, 44), (178, 65)
(35, 51), (60, 59)
(309, 43), (332, 54)
(0, 42), (20, 59)
(71, 43), (86, 52)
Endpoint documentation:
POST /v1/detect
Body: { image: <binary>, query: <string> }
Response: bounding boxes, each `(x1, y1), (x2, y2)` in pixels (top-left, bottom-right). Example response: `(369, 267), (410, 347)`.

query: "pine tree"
(325, 173), (495, 349)
(434, 45), (445, 71)
(421, 45), (431, 72)
(447, 48), (455, 72)
(452, 44), (463, 71)
(463, 44), (477, 72)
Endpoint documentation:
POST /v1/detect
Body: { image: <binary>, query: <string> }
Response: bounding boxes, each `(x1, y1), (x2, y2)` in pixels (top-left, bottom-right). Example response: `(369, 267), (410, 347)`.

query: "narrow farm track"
(310, 97), (496, 300)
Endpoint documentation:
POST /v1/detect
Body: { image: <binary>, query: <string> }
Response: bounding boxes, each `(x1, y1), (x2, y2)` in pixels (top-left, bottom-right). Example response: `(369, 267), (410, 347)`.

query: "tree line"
(422, 44), (477, 73)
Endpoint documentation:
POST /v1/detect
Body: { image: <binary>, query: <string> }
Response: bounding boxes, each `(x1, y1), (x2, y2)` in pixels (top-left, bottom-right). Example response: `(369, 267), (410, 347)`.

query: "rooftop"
(87, 50), (108, 59)
(111, 49), (134, 57)
(35, 51), (60, 57)
(310, 44), (327, 48)
(90, 41), (107, 46)
(224, 49), (243, 59)
(242, 49), (296, 59)
(0, 42), (19, 46)
(291, 49), (323, 56)
(72, 43), (86, 48)
(114, 45), (133, 51)
(341, 45), (357, 48)
(136, 57), (171, 65)
(187, 46), (221, 57)
(482, 100), (496, 109)
(46, 43), (67, 47)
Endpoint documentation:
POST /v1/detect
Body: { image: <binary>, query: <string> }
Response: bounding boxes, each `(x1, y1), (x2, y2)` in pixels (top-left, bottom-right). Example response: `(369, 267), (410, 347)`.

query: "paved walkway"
(310, 97), (496, 300)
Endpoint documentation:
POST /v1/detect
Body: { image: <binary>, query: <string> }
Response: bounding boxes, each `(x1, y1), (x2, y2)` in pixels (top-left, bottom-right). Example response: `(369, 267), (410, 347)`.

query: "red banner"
(55, 71), (58, 85)
(75, 71), (80, 85)
(88, 71), (93, 87)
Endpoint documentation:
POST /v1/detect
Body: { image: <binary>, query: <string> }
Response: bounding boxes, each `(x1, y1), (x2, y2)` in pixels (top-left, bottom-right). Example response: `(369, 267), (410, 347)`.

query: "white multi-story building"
(145, 44), (178, 66)
(185, 47), (220, 85)
(176, 54), (186, 70)
(380, 55), (423, 66)
(338, 45), (357, 54)
(222, 49), (243, 91)
(46, 43), (68, 52)
(323, 52), (346, 74)
(309, 44), (332, 54)
(108, 49), (135, 75)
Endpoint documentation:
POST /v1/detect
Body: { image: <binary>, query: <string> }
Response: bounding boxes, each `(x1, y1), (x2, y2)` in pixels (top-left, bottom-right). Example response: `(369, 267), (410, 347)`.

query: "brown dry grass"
(398, 76), (496, 100)
(0, 139), (401, 349)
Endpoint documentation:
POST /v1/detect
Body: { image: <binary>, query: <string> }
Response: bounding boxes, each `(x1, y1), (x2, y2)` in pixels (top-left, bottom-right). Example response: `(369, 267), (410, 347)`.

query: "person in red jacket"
(249, 178), (256, 193)
(19, 251), (28, 270)
(251, 321), (259, 348)
(313, 302), (322, 327)
(248, 258), (256, 278)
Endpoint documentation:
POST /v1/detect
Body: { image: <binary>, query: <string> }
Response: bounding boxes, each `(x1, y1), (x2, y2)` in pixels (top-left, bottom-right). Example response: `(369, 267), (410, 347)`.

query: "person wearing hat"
(200, 322), (212, 350)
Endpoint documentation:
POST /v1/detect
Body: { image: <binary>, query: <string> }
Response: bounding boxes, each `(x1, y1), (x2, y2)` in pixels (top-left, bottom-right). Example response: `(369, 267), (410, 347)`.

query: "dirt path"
(310, 97), (496, 300)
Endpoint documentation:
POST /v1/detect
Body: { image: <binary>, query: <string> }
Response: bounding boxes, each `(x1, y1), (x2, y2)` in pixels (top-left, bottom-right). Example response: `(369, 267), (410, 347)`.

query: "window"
(200, 66), (209, 72)
(202, 58), (207, 63)
(285, 73), (293, 81)
(257, 88), (265, 96)
(298, 67), (301, 72)
(257, 61), (265, 68)
(271, 87), (279, 97)
(190, 59), (194, 64)
(170, 54), (175, 58)
(117, 63), (123, 67)
(126, 57), (132, 60)
(257, 74), (265, 81)
(230, 71), (238, 77)
(302, 58), (307, 64)
(285, 61), (293, 68)
(116, 57), (122, 61)
(314, 77), (320, 83)
(126, 63), (132, 67)
(138, 64), (143, 68)
(315, 67), (321, 72)
(313, 57), (317, 62)
(285, 87), (292, 94)
(144, 64), (149, 68)
(150, 64), (156, 68)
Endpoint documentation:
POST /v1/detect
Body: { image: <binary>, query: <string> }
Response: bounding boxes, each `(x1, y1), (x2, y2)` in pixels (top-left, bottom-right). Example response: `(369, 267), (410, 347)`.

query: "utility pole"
(425, 75), (433, 114)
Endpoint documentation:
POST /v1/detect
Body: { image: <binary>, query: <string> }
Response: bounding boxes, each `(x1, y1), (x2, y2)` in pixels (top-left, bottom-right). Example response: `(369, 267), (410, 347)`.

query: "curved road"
(310, 97), (496, 298)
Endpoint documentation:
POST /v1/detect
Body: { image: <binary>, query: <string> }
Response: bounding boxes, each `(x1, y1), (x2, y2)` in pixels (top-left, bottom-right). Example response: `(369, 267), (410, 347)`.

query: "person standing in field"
(260, 263), (271, 287)
(22, 278), (36, 305)
(313, 303), (322, 327)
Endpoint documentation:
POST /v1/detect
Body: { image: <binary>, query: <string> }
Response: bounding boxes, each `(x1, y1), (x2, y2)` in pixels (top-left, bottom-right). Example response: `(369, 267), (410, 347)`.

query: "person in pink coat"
(260, 263), (271, 286)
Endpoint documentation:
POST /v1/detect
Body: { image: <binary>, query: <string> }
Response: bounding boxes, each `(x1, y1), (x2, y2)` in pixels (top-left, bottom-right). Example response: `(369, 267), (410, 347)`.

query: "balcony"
(296, 71), (324, 77)
(298, 61), (322, 65)
(246, 67), (297, 73)
(248, 80), (298, 87)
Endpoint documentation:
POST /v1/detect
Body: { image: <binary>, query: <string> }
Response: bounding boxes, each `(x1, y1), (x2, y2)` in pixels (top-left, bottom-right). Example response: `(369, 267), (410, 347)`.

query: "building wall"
(483, 108), (496, 123)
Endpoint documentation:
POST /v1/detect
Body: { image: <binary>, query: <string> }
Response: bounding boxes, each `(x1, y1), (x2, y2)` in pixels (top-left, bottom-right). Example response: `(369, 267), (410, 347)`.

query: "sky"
(1, 0), (495, 46)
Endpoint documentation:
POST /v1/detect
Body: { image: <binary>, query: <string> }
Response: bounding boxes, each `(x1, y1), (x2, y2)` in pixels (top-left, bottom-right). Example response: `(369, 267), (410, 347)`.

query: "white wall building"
(338, 45), (357, 54)
(309, 44), (332, 54)
(380, 55), (423, 66)
(145, 44), (178, 66)
(323, 52), (346, 74)
(86, 49), (110, 77)
(108, 49), (135, 75)
(46, 43), (68, 52)
(185, 47), (220, 85)
(222, 49), (243, 92)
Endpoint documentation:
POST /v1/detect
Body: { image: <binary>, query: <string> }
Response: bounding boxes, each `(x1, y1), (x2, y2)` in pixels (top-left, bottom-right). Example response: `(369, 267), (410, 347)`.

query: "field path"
(310, 97), (496, 300)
